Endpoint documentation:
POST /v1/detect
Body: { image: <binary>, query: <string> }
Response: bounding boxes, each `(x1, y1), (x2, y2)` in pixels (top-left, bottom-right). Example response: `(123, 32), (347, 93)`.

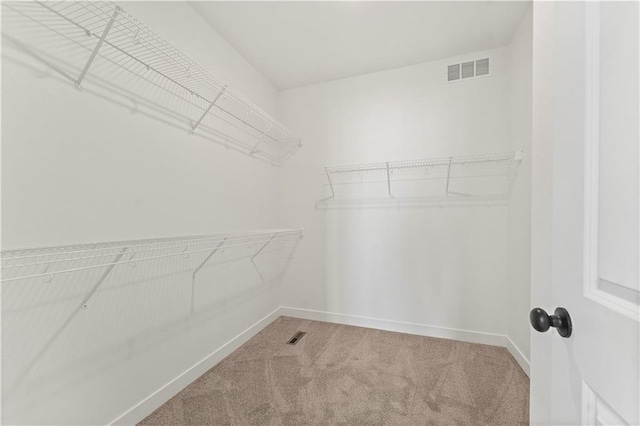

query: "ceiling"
(190, 1), (531, 90)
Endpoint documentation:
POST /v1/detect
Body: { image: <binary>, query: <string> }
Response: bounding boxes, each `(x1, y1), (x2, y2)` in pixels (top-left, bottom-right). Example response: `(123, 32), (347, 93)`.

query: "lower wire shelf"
(0, 229), (303, 409)
(1, 228), (303, 287)
(317, 151), (523, 208)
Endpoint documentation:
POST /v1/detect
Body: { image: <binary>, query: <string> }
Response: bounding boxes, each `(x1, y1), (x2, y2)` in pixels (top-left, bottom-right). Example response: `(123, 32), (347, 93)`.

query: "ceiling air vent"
(446, 57), (492, 83)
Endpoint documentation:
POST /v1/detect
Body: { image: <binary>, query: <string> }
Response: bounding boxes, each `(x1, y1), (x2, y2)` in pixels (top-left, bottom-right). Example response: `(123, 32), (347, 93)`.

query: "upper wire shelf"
(317, 151), (523, 207)
(1, 1), (302, 165)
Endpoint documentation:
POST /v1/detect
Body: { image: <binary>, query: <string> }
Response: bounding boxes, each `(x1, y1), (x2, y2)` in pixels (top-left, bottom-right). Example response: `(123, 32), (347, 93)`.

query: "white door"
(530, 2), (639, 425)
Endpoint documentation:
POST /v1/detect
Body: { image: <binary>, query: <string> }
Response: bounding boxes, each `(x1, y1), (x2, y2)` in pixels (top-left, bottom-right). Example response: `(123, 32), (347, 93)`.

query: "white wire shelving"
(1, 1), (302, 165)
(1, 229), (303, 400)
(317, 151), (524, 207)
(1, 228), (303, 323)
(1, 228), (303, 287)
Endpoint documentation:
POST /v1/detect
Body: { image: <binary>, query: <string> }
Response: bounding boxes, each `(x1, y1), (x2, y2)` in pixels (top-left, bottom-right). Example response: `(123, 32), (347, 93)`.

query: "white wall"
(1, 2), (284, 424)
(277, 49), (515, 338)
(505, 6), (533, 364)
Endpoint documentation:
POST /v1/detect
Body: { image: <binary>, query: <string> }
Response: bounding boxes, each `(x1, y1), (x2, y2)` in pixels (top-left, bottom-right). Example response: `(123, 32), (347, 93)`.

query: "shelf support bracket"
(250, 138), (263, 156)
(325, 167), (335, 200)
(386, 162), (392, 197)
(251, 232), (278, 282)
(80, 246), (128, 309)
(75, 6), (120, 90)
(191, 238), (227, 313)
(250, 126), (272, 156)
(277, 234), (302, 280)
(252, 232), (278, 262)
(445, 157), (453, 196)
(191, 86), (227, 132)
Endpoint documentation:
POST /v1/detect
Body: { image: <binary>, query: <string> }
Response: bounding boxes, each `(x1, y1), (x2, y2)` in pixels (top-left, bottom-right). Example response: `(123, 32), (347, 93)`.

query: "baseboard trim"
(108, 307), (282, 425)
(279, 306), (530, 376)
(504, 335), (531, 376)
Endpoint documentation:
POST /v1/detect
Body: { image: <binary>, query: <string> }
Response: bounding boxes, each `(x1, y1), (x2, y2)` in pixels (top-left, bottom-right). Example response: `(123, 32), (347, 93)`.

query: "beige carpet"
(139, 316), (529, 425)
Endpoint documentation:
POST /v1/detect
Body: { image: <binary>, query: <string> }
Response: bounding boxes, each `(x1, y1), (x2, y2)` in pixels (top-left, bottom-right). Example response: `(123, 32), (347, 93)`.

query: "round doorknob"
(529, 307), (572, 338)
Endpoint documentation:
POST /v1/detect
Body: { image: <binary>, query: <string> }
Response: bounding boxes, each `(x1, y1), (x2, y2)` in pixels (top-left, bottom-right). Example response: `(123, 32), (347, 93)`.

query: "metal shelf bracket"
(80, 246), (128, 309)
(75, 6), (120, 91)
(191, 86), (227, 132)
(251, 232), (278, 282)
(386, 162), (392, 197)
(445, 157), (453, 195)
(323, 167), (336, 201)
(191, 238), (227, 313)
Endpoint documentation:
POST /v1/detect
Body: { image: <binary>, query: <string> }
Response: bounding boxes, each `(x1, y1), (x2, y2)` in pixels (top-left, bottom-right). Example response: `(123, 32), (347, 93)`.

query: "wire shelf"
(1, 229), (303, 284)
(1, 229), (303, 407)
(1, 1), (302, 165)
(317, 151), (523, 207)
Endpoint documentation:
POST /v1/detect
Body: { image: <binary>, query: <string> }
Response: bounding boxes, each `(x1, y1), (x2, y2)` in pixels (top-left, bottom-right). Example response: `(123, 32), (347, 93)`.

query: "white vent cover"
(446, 57), (492, 82)
(447, 64), (460, 81)
(475, 58), (490, 76)
(461, 61), (474, 79)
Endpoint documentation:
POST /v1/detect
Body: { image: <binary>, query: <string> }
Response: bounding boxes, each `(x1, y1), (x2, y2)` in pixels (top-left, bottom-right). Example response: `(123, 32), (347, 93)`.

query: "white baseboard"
(504, 335), (531, 376)
(279, 306), (530, 376)
(109, 307), (283, 425)
(110, 305), (530, 425)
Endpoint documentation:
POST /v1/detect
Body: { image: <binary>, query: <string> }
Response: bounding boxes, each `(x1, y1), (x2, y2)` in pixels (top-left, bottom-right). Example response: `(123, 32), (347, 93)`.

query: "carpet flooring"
(139, 316), (529, 425)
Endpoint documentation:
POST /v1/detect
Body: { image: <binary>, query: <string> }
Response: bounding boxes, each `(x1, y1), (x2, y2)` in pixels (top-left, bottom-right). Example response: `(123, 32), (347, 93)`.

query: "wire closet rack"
(1, 228), (303, 288)
(1, 1), (302, 165)
(317, 151), (524, 207)
(1, 229), (303, 402)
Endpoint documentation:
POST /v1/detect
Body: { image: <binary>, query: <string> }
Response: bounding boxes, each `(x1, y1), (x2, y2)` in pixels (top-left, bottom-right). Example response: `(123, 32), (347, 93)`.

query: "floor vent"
(286, 331), (306, 345)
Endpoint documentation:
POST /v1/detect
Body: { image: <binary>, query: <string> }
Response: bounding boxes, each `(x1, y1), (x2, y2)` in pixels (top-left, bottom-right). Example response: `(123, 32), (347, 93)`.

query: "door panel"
(531, 2), (639, 425)
(582, 382), (631, 426)
(587, 1), (640, 312)
(581, 3), (639, 424)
